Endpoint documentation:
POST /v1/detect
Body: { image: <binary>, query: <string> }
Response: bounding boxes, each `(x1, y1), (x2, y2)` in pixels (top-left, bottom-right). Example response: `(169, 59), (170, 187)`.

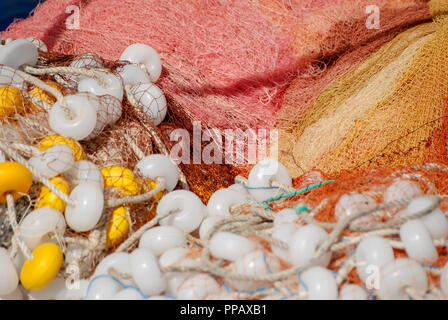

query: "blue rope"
(85, 274), (147, 299)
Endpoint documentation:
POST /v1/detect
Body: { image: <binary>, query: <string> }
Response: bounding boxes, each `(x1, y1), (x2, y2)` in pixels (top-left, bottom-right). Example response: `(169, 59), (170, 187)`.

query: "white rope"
(0, 140), (76, 206)
(6, 194), (33, 260)
(10, 143), (41, 157)
(23, 65), (109, 88)
(116, 209), (175, 252)
(1, 150), (33, 260)
(124, 85), (189, 190)
(15, 69), (73, 119)
(105, 177), (166, 208)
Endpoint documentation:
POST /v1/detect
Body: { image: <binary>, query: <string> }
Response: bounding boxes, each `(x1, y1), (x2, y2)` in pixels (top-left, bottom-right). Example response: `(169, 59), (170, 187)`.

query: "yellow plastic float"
(101, 166), (140, 196)
(35, 176), (70, 212)
(0, 161), (32, 203)
(102, 166), (140, 248)
(0, 86), (24, 118)
(27, 81), (60, 111)
(106, 206), (131, 248)
(20, 243), (63, 290)
(37, 134), (86, 161)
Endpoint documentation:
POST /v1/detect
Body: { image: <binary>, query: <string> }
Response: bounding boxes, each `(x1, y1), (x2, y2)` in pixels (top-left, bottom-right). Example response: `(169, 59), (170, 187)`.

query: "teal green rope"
(262, 179), (336, 211)
(294, 204), (310, 213)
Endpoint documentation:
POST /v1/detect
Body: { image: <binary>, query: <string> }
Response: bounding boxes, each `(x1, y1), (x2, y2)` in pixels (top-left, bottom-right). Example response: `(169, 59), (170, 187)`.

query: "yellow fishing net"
(277, 0), (448, 177)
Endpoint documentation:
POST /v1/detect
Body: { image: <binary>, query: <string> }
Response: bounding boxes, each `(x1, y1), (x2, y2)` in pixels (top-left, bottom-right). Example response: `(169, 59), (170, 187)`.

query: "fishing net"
(277, 0), (448, 177)
(0, 0), (447, 301)
(0, 43), (237, 293)
(105, 162), (448, 300)
(1, 0), (430, 135)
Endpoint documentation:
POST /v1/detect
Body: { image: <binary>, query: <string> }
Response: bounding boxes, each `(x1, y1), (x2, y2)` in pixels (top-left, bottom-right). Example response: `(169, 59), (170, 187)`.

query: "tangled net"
(276, 0), (448, 177)
(0, 39), (183, 291)
(78, 161), (448, 300)
(0, 31), (447, 300)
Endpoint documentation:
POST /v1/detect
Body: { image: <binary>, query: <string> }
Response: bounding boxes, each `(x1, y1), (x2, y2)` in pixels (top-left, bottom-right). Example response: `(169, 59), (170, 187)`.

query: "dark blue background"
(0, 0), (42, 32)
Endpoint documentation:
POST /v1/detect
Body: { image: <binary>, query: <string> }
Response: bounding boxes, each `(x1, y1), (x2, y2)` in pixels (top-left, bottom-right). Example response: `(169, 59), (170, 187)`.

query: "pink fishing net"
(1, 0), (430, 136)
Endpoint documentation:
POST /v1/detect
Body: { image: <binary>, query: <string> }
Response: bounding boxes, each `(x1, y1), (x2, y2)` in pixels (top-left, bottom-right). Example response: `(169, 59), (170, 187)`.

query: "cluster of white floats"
(1, 152), (448, 300)
(0, 37), (167, 139)
(0, 37), (170, 233)
(0, 38), (448, 300)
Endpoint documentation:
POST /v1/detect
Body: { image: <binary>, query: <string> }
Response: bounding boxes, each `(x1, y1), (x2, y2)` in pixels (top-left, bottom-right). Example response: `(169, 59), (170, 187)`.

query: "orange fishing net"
(259, 162), (448, 295)
(1, 0), (448, 301)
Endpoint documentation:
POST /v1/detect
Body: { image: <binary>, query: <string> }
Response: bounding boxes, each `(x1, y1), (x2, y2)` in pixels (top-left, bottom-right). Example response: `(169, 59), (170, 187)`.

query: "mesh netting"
(0, 40), (239, 292)
(1, 0), (448, 301)
(276, 0), (448, 177)
(0, 49), (170, 280)
(0, 46), (447, 299)
(160, 162), (448, 300)
(1, 0), (431, 142)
